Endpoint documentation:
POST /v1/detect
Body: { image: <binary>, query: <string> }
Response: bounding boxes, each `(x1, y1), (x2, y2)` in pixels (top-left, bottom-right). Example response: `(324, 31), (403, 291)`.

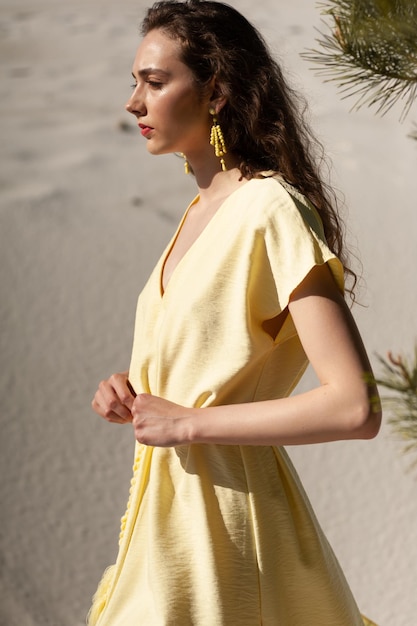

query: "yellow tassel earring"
(209, 107), (227, 171)
(180, 153), (190, 174)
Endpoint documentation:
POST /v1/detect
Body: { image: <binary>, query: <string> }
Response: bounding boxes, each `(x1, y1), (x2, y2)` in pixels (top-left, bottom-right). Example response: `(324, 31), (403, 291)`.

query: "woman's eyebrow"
(131, 68), (170, 79)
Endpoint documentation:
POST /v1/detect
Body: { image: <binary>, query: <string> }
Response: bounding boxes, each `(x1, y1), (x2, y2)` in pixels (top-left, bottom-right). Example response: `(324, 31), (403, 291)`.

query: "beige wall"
(1, 1), (416, 624)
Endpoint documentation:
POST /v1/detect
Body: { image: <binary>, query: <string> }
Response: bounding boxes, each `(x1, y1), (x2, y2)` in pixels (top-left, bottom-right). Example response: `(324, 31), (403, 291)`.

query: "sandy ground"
(1, 0), (416, 624)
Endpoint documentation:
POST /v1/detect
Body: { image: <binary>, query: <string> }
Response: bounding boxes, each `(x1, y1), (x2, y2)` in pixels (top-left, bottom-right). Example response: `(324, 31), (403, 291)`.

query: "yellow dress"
(88, 174), (376, 626)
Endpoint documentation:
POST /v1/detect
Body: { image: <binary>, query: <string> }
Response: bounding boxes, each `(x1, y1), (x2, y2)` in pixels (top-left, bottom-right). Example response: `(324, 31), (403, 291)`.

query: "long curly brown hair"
(142, 0), (357, 299)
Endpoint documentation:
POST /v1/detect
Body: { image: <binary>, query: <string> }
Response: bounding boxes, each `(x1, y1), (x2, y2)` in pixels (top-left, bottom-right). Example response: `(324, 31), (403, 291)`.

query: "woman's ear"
(210, 94), (227, 115)
(206, 77), (227, 114)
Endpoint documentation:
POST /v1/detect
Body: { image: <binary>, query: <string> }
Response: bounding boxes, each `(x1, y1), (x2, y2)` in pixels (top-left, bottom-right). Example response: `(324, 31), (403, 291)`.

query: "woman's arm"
(131, 264), (381, 447)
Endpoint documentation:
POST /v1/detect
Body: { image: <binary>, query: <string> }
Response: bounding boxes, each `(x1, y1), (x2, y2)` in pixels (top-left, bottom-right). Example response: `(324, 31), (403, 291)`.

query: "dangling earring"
(209, 107), (227, 171)
(180, 153), (190, 175)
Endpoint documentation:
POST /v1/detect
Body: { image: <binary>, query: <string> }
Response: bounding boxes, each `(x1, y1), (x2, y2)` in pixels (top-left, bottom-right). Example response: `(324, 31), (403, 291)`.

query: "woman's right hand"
(91, 371), (136, 424)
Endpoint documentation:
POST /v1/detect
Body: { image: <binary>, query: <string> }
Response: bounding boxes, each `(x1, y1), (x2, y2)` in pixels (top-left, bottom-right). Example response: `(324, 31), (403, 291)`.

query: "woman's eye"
(130, 80), (163, 91)
(147, 80), (163, 89)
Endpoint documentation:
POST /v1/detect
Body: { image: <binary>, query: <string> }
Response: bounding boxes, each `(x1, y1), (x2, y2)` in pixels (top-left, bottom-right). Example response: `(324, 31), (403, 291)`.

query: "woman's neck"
(190, 152), (247, 207)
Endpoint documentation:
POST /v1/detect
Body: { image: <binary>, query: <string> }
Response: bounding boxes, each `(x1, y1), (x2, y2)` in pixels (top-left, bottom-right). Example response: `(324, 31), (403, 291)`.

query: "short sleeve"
(253, 177), (344, 317)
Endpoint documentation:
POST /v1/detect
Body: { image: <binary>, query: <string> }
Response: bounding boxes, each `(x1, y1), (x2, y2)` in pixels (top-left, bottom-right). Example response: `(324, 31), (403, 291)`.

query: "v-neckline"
(159, 180), (252, 298)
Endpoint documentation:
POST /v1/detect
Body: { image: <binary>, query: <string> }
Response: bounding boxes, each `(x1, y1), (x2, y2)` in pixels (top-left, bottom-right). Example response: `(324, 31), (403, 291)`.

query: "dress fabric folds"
(88, 175), (376, 626)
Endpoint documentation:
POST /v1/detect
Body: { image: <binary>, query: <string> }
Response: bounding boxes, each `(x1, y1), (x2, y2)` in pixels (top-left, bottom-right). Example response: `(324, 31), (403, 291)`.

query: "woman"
(88, 1), (381, 624)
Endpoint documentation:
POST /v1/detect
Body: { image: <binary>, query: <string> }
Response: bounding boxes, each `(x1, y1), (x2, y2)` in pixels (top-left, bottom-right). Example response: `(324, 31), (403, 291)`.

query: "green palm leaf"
(303, 0), (417, 120)
(375, 347), (417, 468)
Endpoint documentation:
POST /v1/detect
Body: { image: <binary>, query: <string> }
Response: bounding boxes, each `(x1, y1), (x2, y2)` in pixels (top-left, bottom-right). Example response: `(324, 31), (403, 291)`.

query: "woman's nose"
(125, 96), (136, 114)
(125, 88), (145, 116)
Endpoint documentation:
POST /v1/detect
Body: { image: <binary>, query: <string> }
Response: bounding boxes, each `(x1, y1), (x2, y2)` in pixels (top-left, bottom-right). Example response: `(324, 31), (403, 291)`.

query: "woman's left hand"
(132, 393), (194, 447)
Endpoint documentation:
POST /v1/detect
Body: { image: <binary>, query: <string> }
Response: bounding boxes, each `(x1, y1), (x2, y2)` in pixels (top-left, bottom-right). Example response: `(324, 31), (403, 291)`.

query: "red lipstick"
(139, 124), (153, 137)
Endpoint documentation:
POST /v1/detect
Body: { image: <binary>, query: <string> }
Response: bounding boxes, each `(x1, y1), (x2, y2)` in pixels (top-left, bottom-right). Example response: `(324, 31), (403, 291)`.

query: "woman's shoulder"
(241, 172), (325, 238)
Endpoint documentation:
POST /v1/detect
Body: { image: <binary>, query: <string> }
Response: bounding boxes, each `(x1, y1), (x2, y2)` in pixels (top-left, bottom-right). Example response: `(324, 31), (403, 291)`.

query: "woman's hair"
(141, 0), (357, 298)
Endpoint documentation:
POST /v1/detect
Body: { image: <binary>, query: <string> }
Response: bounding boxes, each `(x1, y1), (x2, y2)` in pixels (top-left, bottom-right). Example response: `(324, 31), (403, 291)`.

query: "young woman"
(88, 1), (381, 624)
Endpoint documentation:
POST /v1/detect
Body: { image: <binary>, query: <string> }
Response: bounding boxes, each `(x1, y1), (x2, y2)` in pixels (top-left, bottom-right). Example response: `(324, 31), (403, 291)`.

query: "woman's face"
(126, 29), (212, 158)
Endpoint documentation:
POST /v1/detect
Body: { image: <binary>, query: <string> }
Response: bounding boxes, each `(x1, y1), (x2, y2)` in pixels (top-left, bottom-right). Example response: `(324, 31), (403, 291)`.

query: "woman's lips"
(139, 124), (153, 137)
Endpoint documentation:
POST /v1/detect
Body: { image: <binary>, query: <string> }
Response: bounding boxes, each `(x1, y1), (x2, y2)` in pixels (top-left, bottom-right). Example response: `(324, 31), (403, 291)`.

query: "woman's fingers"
(91, 371), (135, 424)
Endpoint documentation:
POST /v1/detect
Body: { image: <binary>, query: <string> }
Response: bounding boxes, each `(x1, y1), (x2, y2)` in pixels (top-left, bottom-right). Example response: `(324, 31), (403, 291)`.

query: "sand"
(1, 0), (416, 624)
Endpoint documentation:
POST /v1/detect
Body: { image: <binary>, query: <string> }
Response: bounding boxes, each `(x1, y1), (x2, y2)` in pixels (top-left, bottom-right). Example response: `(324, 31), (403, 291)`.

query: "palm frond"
(303, 0), (417, 121)
(375, 347), (417, 468)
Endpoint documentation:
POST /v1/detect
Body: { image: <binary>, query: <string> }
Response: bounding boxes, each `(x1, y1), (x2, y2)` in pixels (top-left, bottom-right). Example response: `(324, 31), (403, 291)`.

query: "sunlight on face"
(126, 29), (212, 158)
